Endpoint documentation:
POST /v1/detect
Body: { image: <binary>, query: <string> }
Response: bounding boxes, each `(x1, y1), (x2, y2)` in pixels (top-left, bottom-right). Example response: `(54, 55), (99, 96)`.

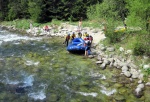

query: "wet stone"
(114, 95), (126, 102)
(15, 87), (25, 93)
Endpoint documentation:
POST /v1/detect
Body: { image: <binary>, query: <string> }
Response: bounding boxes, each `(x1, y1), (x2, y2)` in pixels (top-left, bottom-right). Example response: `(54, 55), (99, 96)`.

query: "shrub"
(133, 33), (150, 56)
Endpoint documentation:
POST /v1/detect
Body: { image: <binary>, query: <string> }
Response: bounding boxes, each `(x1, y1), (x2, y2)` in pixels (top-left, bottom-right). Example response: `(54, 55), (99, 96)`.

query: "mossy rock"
(47, 94), (58, 102)
(0, 92), (8, 100)
(101, 80), (110, 87)
(118, 88), (127, 94)
(114, 94), (126, 102)
(114, 83), (123, 88)
(144, 86), (150, 102)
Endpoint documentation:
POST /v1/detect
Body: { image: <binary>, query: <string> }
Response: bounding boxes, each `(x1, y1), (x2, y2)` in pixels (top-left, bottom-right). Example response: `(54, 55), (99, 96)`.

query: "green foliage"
(6, 0), (29, 21)
(0, 0), (102, 22)
(104, 18), (126, 43)
(7, 5), (17, 20)
(87, 0), (127, 21)
(87, 0), (127, 43)
(126, 0), (150, 30)
(133, 40), (145, 55)
(132, 32), (150, 56)
(146, 68), (150, 75)
(28, 1), (42, 22)
(0, 0), (9, 21)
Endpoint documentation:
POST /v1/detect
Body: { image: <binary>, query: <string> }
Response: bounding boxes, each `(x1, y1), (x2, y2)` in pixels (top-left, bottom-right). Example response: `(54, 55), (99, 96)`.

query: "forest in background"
(0, 0), (102, 22)
(0, 0), (150, 56)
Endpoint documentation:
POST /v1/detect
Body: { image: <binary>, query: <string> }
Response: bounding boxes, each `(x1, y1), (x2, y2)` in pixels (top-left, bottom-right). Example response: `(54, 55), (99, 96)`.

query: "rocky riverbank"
(0, 22), (150, 100)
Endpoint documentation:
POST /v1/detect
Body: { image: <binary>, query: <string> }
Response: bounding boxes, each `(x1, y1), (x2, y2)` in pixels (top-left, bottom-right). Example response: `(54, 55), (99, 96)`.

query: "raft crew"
(83, 33), (93, 44)
(84, 40), (91, 56)
(71, 32), (76, 40)
(78, 32), (82, 38)
(64, 33), (70, 46)
(83, 32), (89, 38)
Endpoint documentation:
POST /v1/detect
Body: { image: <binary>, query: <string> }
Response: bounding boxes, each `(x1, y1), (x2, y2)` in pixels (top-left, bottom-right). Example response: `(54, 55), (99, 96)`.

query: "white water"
(28, 90), (46, 100)
(22, 75), (34, 87)
(0, 30), (41, 45)
(28, 83), (47, 100)
(100, 85), (117, 96)
(76, 92), (98, 97)
(1, 71), (34, 86)
(0, 71), (47, 100)
(25, 60), (40, 66)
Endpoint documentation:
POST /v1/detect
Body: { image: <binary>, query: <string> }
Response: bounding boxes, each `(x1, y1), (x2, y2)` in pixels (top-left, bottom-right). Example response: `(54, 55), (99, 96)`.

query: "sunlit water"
(0, 29), (144, 102)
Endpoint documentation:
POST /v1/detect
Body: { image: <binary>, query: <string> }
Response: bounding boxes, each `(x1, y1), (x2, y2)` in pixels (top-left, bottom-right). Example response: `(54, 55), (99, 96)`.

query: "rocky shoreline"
(0, 23), (150, 99)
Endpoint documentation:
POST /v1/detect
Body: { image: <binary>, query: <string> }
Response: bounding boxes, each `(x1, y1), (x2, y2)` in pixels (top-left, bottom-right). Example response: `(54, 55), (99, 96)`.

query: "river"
(0, 29), (147, 102)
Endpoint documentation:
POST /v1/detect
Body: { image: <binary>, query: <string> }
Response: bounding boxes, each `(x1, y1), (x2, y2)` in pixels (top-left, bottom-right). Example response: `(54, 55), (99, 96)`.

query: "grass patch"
(0, 19), (63, 30)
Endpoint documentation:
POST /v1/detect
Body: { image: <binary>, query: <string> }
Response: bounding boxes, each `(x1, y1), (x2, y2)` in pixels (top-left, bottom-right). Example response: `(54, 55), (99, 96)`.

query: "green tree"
(126, 0), (150, 56)
(0, 0), (9, 21)
(126, 0), (150, 30)
(87, 0), (127, 43)
(7, 0), (29, 20)
(28, 0), (42, 22)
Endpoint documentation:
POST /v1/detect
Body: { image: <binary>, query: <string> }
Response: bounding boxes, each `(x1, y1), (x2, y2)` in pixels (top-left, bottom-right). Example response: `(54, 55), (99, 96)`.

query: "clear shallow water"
(0, 29), (145, 102)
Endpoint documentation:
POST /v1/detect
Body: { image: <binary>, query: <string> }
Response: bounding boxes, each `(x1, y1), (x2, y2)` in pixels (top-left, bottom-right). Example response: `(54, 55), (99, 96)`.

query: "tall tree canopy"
(0, 0), (102, 22)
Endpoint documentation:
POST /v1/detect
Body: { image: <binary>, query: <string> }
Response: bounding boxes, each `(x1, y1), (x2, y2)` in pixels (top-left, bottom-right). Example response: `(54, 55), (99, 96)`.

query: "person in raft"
(64, 33), (71, 46)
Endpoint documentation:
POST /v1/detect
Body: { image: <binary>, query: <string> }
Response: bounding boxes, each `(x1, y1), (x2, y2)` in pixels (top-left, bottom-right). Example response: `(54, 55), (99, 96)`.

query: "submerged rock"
(114, 94), (126, 102)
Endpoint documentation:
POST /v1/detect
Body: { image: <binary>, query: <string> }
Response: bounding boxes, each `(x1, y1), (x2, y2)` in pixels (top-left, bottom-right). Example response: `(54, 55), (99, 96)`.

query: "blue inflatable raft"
(67, 38), (90, 54)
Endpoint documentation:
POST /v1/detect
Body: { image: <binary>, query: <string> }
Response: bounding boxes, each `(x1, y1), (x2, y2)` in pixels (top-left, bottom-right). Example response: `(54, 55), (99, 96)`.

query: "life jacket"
(71, 34), (76, 39)
(89, 36), (93, 41)
(45, 25), (49, 30)
(78, 32), (82, 37)
(66, 35), (70, 40)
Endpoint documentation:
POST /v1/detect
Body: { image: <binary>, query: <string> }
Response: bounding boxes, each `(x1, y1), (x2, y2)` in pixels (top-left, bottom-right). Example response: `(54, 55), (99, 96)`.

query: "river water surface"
(0, 29), (146, 102)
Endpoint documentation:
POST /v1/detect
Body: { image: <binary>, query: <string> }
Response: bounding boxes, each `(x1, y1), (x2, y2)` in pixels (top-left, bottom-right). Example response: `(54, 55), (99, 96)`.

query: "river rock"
(129, 68), (139, 78)
(103, 59), (110, 65)
(100, 46), (106, 51)
(88, 55), (94, 58)
(100, 63), (106, 70)
(114, 83), (123, 88)
(122, 66), (129, 72)
(97, 55), (103, 61)
(134, 84), (144, 98)
(119, 47), (124, 52)
(143, 64), (150, 70)
(145, 82), (150, 86)
(47, 94), (58, 102)
(96, 61), (103, 65)
(114, 94), (126, 102)
(125, 49), (132, 55)
(123, 71), (131, 78)
(107, 47), (115, 52)
(138, 73), (144, 80)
